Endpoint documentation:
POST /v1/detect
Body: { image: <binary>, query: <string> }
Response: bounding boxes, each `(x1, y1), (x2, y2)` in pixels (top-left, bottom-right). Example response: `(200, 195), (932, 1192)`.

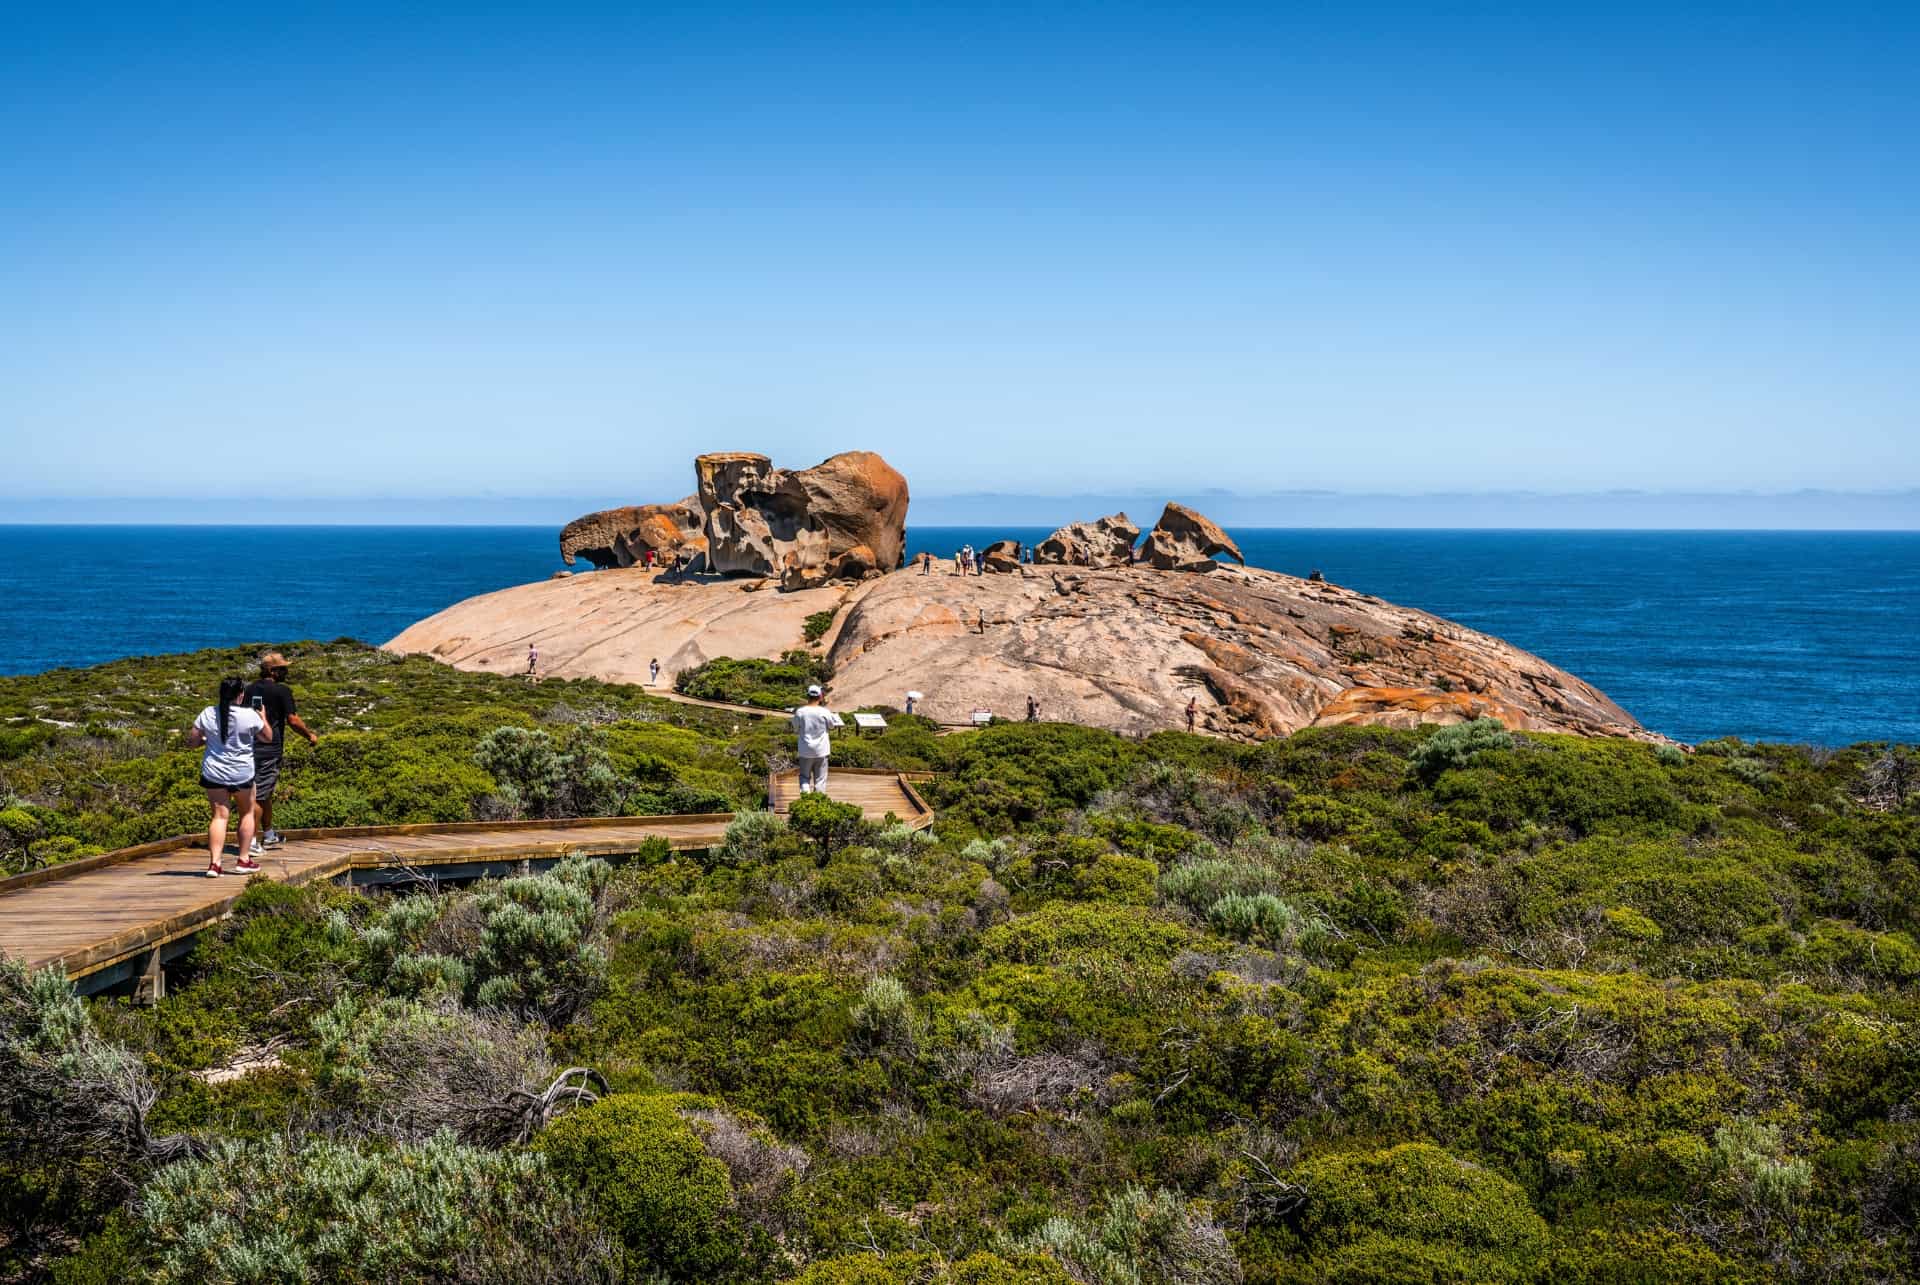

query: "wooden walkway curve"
(0, 768), (932, 996)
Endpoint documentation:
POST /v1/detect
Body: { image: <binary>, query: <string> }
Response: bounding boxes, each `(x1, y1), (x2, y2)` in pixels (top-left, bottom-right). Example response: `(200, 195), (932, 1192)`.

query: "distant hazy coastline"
(5, 488), (1919, 529)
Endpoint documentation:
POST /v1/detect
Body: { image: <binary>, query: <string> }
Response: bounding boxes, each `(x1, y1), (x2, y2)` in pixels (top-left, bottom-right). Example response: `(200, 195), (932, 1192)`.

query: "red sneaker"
(205, 863), (223, 878)
(235, 859), (263, 873)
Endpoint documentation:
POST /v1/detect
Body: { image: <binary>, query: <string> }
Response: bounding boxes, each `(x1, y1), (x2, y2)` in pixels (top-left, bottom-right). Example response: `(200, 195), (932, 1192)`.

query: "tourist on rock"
(186, 676), (271, 877)
(791, 684), (844, 795)
(904, 692), (917, 715)
(243, 651), (318, 853)
(649, 657), (660, 685)
(1026, 695), (1039, 722)
(527, 643), (538, 677)
(1186, 696), (1198, 733)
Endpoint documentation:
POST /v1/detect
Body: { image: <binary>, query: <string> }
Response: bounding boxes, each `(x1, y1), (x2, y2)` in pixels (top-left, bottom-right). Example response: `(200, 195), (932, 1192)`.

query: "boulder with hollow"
(1034, 513), (1139, 568)
(558, 498), (706, 569)
(1140, 502), (1244, 571)
(696, 450), (909, 588)
(981, 540), (1022, 573)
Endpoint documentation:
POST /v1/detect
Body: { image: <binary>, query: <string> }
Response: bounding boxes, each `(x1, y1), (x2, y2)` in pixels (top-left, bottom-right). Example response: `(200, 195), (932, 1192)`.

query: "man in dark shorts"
(244, 652), (319, 852)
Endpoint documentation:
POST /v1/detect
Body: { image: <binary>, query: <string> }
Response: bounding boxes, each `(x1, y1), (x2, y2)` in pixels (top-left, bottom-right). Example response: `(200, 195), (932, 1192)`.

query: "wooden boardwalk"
(0, 769), (931, 994)
(768, 765), (935, 822)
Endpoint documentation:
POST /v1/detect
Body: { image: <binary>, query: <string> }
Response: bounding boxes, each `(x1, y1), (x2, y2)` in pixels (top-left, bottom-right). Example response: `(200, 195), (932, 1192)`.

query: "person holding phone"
(243, 651), (318, 853)
(186, 676), (270, 876)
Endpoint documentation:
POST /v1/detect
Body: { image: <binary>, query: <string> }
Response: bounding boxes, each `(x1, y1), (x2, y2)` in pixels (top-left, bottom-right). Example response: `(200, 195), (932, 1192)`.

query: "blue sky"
(2, 2), (1915, 520)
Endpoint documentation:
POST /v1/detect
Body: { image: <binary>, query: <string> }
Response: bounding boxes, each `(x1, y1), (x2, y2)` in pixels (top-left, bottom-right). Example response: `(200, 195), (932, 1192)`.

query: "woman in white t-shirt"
(185, 676), (273, 877)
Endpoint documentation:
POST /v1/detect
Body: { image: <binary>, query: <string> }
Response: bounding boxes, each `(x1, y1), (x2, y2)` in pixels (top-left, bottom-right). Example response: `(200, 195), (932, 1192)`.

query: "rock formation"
(558, 498), (706, 569)
(980, 540), (1022, 573)
(1139, 502), (1245, 571)
(389, 559), (1652, 743)
(696, 449), (908, 589)
(558, 450), (909, 588)
(1034, 513), (1140, 567)
(822, 565), (1647, 741)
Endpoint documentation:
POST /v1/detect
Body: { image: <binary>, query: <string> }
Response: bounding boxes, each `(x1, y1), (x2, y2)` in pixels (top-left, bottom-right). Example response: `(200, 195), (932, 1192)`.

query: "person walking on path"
(1186, 696), (1198, 733)
(186, 676), (271, 877)
(904, 692), (917, 716)
(243, 652), (317, 853)
(791, 684), (844, 795)
(527, 643), (538, 677)
(649, 657), (661, 686)
(1026, 694), (1039, 722)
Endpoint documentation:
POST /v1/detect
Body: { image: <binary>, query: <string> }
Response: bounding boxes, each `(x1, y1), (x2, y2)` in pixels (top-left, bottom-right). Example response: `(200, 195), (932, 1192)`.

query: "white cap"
(807, 684), (823, 697)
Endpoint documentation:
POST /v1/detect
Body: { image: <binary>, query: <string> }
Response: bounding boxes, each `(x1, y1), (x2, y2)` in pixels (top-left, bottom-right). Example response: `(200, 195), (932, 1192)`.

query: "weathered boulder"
(697, 450), (909, 588)
(981, 540), (1022, 573)
(1140, 502), (1244, 572)
(1034, 513), (1139, 568)
(558, 498), (706, 569)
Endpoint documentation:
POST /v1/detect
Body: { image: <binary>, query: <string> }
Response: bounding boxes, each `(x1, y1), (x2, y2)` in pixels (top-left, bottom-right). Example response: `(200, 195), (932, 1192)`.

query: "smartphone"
(251, 696), (265, 713)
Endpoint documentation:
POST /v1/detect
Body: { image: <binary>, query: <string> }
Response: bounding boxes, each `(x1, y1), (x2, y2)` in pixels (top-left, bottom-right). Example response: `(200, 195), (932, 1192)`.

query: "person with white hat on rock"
(791, 684), (844, 795)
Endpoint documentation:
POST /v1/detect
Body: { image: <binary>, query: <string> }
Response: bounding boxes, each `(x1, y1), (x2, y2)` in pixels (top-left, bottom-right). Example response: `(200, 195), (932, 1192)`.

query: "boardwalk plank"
(0, 771), (929, 982)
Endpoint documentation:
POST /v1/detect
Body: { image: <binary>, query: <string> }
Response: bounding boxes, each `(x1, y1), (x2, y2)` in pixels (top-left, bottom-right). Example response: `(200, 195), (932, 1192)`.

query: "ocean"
(2, 525), (1915, 747)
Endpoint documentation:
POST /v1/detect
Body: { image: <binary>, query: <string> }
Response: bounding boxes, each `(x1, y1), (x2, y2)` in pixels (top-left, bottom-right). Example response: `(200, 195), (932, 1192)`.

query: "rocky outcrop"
(558, 498), (706, 569)
(385, 571), (847, 685)
(558, 450), (909, 588)
(695, 450), (909, 588)
(1140, 502), (1244, 571)
(981, 540), (1022, 573)
(822, 565), (1649, 741)
(1034, 513), (1140, 568)
(391, 557), (1652, 744)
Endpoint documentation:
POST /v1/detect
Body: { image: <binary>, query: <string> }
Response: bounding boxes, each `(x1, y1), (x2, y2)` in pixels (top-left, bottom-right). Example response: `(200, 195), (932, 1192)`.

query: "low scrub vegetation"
(5, 644), (1920, 1281)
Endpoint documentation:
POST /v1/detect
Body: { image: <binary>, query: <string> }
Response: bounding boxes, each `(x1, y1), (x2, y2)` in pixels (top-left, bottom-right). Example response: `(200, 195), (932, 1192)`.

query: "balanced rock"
(558, 498), (706, 569)
(981, 540), (1022, 573)
(1140, 502), (1244, 572)
(696, 450), (909, 589)
(1035, 513), (1140, 568)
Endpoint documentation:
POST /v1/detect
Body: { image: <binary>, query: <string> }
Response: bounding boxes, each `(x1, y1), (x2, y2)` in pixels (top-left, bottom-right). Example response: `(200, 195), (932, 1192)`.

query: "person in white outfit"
(791, 684), (844, 794)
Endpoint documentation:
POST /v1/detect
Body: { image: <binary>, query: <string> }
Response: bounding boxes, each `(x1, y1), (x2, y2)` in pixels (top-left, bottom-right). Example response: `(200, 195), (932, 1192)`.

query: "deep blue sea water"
(2, 525), (1915, 746)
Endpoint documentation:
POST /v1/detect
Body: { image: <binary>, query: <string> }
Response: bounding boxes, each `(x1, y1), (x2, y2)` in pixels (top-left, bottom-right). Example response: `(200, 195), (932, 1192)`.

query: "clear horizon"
(4, 486), (1919, 530)
(4, 3), (1916, 504)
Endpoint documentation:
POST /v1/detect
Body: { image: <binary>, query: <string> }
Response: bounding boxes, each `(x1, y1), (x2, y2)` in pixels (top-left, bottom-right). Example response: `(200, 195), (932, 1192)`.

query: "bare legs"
(206, 790), (230, 868)
(206, 787), (257, 871)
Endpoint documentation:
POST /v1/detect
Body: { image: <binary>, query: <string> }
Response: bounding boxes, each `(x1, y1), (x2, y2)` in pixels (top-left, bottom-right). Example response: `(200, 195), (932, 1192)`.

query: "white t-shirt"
(791, 703), (844, 759)
(194, 704), (266, 786)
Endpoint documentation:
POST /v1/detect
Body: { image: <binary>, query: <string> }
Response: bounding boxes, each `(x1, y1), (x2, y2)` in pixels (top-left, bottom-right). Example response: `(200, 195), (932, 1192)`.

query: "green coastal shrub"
(788, 792), (868, 866)
(804, 610), (837, 644)
(1409, 718), (1514, 782)
(1290, 1143), (1548, 1284)
(536, 1092), (745, 1280)
(1010, 1185), (1240, 1285)
(135, 1132), (611, 1285)
(791, 1251), (1072, 1284)
(676, 653), (832, 709)
(466, 855), (611, 1022)
(1206, 891), (1331, 957)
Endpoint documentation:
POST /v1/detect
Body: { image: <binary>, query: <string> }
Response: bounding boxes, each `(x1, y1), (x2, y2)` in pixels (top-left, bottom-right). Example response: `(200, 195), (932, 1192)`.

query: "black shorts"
(201, 775), (255, 794)
(253, 747), (283, 802)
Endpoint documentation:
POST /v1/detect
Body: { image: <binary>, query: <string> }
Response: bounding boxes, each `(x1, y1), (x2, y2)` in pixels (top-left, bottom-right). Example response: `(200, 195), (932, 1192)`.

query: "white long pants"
(798, 755), (829, 793)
